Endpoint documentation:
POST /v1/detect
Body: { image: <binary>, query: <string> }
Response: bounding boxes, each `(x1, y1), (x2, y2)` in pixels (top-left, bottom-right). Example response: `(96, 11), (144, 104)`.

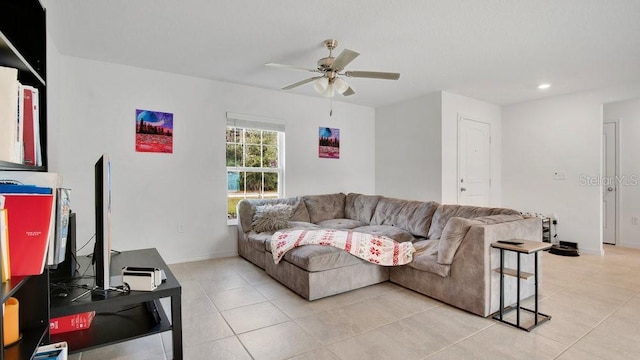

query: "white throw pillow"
(252, 204), (293, 233)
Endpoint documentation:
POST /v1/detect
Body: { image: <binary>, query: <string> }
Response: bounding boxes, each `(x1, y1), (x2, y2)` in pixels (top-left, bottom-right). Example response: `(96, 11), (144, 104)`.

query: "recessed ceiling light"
(538, 83), (551, 89)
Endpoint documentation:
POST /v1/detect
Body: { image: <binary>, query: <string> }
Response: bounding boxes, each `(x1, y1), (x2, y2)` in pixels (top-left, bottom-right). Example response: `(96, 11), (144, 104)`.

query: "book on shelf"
(22, 85), (38, 166)
(0, 171), (63, 267)
(35, 341), (68, 360)
(32, 86), (42, 165)
(53, 188), (71, 265)
(0, 190), (54, 276)
(16, 82), (24, 164)
(0, 184), (52, 194)
(0, 208), (11, 282)
(0, 66), (20, 163)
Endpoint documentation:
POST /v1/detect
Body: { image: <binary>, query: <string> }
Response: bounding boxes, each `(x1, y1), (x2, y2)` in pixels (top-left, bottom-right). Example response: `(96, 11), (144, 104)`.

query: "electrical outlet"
(177, 223), (184, 233)
(632, 217), (639, 226)
(553, 171), (566, 180)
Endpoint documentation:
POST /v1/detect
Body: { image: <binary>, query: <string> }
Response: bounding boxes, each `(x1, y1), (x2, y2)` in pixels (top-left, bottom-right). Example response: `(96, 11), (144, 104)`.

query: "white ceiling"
(42, 0), (640, 108)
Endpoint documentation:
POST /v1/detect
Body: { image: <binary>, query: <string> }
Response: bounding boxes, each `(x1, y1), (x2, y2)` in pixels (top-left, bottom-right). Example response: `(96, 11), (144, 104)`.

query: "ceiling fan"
(266, 39), (400, 98)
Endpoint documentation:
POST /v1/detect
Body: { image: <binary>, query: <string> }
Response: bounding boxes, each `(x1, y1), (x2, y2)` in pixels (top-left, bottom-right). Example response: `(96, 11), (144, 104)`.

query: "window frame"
(226, 112), (285, 225)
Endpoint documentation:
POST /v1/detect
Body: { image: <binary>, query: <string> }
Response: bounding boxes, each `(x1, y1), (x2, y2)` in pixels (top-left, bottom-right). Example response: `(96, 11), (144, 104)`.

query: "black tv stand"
(49, 248), (183, 359)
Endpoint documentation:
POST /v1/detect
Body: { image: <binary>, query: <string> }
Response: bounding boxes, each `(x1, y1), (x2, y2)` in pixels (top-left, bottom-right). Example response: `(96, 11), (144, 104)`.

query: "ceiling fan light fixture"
(321, 84), (335, 97)
(334, 77), (349, 94)
(314, 77), (329, 93)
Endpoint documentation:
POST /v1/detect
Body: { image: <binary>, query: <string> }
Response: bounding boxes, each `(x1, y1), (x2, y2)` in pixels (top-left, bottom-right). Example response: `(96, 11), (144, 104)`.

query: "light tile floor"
(69, 245), (640, 359)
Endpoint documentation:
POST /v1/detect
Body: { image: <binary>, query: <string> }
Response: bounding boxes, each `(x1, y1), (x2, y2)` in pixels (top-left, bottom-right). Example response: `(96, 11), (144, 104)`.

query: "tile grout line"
(549, 290), (639, 360)
(422, 320), (498, 359)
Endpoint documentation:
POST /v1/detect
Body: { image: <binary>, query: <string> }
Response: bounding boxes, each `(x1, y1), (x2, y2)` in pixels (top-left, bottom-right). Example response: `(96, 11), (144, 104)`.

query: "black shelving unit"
(1, 274), (50, 360)
(1, 2), (51, 359)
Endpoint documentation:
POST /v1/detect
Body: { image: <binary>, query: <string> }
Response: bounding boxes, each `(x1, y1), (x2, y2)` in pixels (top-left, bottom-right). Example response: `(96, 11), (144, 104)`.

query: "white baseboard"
(164, 250), (238, 265)
(618, 241), (640, 250)
(579, 247), (604, 256)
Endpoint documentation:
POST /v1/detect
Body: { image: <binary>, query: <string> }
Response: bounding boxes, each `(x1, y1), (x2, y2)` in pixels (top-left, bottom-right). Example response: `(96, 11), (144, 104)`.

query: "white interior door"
(458, 116), (491, 206)
(603, 121), (617, 245)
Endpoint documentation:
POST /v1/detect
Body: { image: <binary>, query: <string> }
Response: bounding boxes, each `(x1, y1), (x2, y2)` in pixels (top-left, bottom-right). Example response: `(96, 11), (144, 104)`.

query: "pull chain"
(329, 97), (333, 116)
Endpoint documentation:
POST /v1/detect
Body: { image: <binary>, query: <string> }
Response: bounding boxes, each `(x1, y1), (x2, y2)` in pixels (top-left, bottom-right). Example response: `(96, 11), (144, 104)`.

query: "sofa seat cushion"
(267, 244), (365, 272)
(246, 231), (273, 252)
(352, 225), (416, 243)
(408, 239), (450, 277)
(316, 218), (367, 230)
(288, 221), (321, 230)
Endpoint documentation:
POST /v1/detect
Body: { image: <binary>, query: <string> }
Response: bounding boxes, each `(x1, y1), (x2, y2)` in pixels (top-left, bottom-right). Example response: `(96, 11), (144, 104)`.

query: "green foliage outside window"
(226, 126), (281, 219)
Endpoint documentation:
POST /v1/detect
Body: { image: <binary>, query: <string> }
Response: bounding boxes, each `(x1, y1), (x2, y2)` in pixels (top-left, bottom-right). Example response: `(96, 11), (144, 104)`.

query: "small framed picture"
(319, 127), (340, 159)
(135, 109), (174, 153)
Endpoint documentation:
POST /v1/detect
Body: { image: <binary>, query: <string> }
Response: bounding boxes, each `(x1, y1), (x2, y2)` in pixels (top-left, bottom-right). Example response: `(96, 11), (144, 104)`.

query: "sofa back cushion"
(344, 193), (381, 223)
(437, 214), (524, 264)
(428, 205), (521, 240)
(238, 197), (310, 233)
(370, 197), (439, 238)
(303, 193), (346, 223)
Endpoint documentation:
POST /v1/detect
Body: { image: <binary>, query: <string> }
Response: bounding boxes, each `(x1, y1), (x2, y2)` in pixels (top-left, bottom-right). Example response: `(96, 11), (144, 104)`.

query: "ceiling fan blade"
(282, 76), (322, 90)
(342, 87), (355, 96)
(332, 49), (360, 70)
(345, 71), (400, 80)
(265, 63), (319, 73)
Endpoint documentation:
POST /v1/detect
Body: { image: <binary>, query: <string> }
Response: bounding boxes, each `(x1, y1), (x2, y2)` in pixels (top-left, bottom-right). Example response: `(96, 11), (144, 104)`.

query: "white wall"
(375, 91), (501, 205)
(47, 55), (376, 264)
(603, 98), (640, 249)
(441, 91), (502, 206)
(375, 93), (442, 201)
(502, 83), (640, 255)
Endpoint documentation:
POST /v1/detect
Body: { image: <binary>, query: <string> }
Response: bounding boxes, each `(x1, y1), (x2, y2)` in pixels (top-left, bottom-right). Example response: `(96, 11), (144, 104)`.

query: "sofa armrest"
(449, 217), (542, 316)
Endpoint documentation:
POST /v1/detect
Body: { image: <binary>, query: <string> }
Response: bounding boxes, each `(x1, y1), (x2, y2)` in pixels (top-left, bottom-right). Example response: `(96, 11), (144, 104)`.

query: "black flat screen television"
(93, 153), (112, 289)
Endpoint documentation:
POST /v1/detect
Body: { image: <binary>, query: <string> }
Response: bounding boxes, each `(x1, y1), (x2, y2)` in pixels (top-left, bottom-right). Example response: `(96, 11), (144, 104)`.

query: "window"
(226, 113), (284, 221)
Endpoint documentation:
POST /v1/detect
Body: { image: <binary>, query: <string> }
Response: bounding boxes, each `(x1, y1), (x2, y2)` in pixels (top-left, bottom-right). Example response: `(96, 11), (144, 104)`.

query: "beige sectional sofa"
(236, 193), (542, 317)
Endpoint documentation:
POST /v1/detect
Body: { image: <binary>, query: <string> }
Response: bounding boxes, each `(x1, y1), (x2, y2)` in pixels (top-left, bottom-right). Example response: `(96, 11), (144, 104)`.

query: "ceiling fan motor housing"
(317, 57), (335, 71)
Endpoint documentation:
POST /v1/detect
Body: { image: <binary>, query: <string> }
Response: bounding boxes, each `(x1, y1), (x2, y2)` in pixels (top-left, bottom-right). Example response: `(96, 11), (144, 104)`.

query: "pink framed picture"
(319, 127), (340, 159)
(135, 109), (173, 153)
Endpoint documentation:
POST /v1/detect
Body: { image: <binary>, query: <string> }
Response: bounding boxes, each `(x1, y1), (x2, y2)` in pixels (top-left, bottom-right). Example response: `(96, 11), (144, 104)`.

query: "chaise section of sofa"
(390, 215), (541, 317)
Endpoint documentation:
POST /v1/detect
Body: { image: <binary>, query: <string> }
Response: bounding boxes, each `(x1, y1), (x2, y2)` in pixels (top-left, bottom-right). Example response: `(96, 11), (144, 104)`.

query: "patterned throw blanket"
(271, 229), (415, 266)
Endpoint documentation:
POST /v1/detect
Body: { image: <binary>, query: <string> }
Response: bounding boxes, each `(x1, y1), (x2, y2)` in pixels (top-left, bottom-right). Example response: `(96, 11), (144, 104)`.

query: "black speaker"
(49, 212), (78, 281)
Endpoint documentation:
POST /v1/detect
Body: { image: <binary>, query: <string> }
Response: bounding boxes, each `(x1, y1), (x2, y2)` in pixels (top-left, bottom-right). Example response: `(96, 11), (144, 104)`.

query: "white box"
(121, 266), (158, 291)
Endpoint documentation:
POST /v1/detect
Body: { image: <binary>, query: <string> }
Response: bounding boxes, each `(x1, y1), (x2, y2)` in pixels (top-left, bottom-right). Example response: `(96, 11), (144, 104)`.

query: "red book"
(22, 86), (36, 165)
(50, 311), (96, 334)
(1, 193), (53, 276)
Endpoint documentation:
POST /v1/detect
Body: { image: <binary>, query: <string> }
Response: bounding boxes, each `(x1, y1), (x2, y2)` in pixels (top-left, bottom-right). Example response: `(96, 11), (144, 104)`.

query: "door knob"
(607, 187), (614, 192)
(460, 187), (467, 192)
